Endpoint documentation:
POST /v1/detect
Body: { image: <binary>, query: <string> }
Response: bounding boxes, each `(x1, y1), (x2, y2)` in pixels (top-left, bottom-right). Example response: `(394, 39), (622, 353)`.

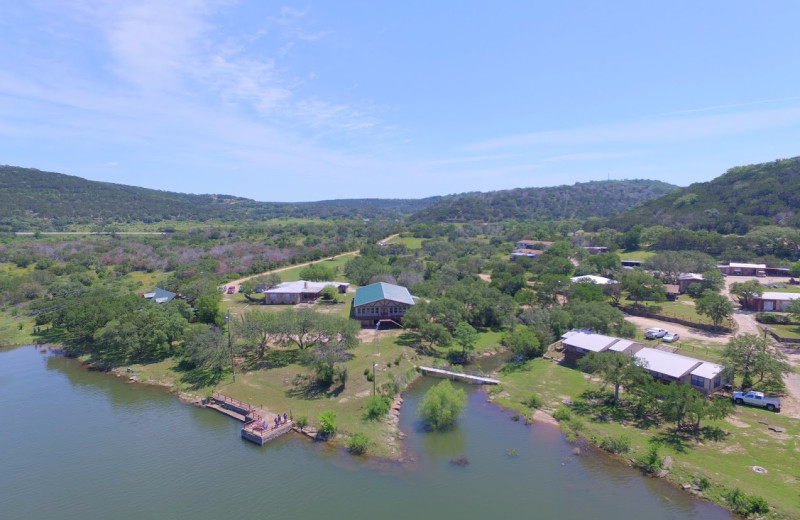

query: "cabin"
(570, 275), (617, 285)
(511, 240), (552, 259)
(677, 273), (704, 293)
(583, 246), (609, 255)
(718, 263), (767, 277)
(263, 280), (349, 305)
(143, 287), (177, 304)
(634, 348), (727, 393)
(560, 330), (644, 364)
(620, 259), (642, 269)
(749, 291), (800, 312)
(352, 282), (414, 327)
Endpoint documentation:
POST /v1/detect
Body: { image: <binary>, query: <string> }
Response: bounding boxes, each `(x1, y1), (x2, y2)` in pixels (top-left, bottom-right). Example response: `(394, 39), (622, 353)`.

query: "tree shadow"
(173, 360), (222, 390)
(651, 429), (691, 453)
(395, 332), (420, 347)
(698, 425), (729, 442)
(243, 348), (300, 371)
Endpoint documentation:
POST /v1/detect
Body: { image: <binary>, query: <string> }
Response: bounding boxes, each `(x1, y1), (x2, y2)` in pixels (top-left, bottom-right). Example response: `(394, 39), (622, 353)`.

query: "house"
(263, 280), (349, 305)
(620, 259), (642, 269)
(634, 348), (727, 392)
(677, 273), (704, 293)
(583, 246), (609, 255)
(570, 275), (617, 285)
(143, 287), (177, 304)
(718, 263), (767, 277)
(560, 330), (644, 363)
(352, 282), (414, 327)
(749, 291), (800, 312)
(561, 331), (728, 393)
(511, 240), (553, 259)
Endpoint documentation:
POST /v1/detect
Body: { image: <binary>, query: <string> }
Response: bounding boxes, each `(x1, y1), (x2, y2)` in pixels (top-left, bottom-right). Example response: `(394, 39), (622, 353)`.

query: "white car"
(662, 332), (679, 343)
(644, 327), (667, 339)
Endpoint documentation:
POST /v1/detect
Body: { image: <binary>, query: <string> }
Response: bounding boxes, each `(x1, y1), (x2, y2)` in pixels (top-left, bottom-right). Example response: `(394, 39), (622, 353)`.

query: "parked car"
(226, 286), (236, 294)
(732, 390), (781, 412)
(644, 327), (667, 339)
(662, 332), (679, 343)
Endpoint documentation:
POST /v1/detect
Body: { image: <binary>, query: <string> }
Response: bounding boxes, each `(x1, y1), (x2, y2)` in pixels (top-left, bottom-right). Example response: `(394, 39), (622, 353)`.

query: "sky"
(2, 1), (800, 202)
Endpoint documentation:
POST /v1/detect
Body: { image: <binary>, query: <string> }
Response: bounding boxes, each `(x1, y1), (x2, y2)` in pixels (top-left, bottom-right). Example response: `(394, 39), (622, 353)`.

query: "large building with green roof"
(352, 282), (414, 327)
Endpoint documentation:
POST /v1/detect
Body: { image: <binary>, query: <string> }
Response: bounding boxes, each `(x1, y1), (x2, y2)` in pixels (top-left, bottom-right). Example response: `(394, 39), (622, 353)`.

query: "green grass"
(0, 312), (36, 347)
(769, 324), (800, 339)
(636, 296), (714, 325)
(490, 356), (800, 519)
(274, 255), (356, 282)
(388, 235), (424, 249)
(619, 250), (656, 261)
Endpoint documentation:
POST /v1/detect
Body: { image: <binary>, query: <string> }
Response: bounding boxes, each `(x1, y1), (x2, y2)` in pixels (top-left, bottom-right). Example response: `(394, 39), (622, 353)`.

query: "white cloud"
(469, 106), (800, 151)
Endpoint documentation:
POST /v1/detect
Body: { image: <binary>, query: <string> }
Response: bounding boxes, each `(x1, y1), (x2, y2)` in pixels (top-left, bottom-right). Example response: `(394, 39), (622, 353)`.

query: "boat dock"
(418, 366), (499, 385)
(207, 392), (293, 445)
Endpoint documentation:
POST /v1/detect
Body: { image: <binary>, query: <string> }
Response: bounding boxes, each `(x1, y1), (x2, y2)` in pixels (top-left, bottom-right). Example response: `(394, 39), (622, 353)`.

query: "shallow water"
(0, 347), (733, 519)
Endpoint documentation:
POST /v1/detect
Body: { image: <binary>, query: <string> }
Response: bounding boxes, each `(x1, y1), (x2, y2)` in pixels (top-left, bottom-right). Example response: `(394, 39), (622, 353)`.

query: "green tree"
(729, 280), (763, 309)
(503, 326), (543, 360)
(577, 351), (649, 403)
(195, 291), (223, 325)
(419, 322), (452, 348)
(417, 380), (467, 430)
(722, 334), (792, 391)
(183, 325), (229, 374)
(453, 321), (478, 357)
(695, 290), (734, 330)
(299, 262), (335, 281)
(620, 269), (665, 306)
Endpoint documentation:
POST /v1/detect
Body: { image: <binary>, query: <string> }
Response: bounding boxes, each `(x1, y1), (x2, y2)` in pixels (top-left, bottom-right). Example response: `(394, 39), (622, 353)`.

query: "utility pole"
(226, 312), (235, 382)
(372, 363), (377, 396)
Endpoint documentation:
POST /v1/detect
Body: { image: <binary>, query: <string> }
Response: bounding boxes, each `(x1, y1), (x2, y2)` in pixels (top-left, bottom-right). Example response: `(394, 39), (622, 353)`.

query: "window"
(690, 374), (705, 388)
(712, 375), (722, 388)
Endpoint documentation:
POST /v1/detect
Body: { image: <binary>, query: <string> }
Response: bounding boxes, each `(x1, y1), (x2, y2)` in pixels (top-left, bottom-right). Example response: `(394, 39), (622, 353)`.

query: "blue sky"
(2, 1), (800, 202)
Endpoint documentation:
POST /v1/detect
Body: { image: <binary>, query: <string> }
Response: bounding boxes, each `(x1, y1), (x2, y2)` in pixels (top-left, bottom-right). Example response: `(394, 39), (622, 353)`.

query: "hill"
(0, 166), (438, 230)
(602, 156), (800, 233)
(408, 180), (678, 223)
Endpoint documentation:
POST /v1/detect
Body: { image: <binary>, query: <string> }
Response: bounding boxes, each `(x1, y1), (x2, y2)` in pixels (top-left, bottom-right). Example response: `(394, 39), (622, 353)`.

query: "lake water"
(0, 347), (733, 519)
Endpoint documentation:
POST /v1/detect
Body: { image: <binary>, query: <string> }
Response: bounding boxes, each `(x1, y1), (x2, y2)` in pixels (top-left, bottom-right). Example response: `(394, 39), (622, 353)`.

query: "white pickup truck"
(731, 390), (781, 412)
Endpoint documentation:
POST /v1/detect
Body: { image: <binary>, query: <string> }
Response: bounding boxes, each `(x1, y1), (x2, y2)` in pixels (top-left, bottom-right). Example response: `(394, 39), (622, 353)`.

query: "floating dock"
(418, 366), (499, 385)
(207, 392), (292, 445)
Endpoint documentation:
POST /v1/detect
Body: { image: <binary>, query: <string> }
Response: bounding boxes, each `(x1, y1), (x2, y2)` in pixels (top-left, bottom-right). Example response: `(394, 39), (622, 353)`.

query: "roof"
(144, 287), (176, 304)
(265, 280), (349, 295)
(729, 262), (766, 269)
(608, 339), (637, 352)
(570, 275), (616, 285)
(353, 282), (414, 307)
(690, 361), (725, 380)
(759, 292), (800, 302)
(561, 331), (620, 352)
(677, 273), (703, 280)
(517, 240), (552, 247)
(634, 348), (703, 379)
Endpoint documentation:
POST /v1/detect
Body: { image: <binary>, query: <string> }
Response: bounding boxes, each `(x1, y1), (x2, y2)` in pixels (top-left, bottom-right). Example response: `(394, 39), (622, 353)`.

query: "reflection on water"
(0, 347), (733, 520)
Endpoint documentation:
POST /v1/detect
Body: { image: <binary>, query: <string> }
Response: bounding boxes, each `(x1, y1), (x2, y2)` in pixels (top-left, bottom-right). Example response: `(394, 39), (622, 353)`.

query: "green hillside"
(0, 166), (438, 230)
(602, 156), (800, 233)
(408, 179), (678, 223)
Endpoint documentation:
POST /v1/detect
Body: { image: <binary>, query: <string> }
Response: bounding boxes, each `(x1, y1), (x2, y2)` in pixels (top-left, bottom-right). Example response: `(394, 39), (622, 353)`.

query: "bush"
(696, 475), (711, 491)
(347, 432), (370, 455)
(318, 410), (337, 437)
(295, 416), (308, 431)
(598, 435), (631, 454)
(725, 488), (769, 517)
(417, 380), (467, 430)
(634, 444), (662, 474)
(525, 393), (542, 409)
(756, 312), (790, 324)
(362, 394), (391, 421)
(552, 405), (573, 422)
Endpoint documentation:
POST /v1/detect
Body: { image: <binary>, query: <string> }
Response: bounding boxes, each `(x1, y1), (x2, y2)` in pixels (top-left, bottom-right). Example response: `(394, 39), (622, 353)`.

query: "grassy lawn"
(619, 251), (656, 261)
(273, 255), (356, 282)
(388, 235), (424, 249)
(488, 356), (800, 519)
(0, 312), (36, 347)
(769, 323), (800, 339)
(636, 297), (714, 325)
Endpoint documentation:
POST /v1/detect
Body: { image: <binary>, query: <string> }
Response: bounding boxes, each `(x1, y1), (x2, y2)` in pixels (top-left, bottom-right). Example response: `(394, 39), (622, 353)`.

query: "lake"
(0, 346), (733, 519)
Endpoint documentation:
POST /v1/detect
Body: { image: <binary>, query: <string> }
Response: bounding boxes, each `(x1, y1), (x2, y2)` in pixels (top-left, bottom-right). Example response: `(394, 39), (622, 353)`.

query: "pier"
(207, 392), (293, 445)
(418, 366), (499, 385)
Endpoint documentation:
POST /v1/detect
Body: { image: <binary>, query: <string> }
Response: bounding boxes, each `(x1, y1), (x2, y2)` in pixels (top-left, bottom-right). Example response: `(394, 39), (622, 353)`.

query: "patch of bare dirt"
(725, 416), (751, 428)
(624, 316), (729, 344)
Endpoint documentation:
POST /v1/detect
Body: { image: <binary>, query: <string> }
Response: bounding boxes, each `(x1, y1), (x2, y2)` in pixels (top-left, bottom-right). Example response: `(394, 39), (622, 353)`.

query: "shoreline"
(17, 344), (755, 518)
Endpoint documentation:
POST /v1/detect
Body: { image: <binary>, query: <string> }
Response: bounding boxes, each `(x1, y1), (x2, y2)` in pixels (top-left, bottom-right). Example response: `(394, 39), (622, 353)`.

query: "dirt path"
(624, 315), (730, 343)
(221, 233), (400, 295)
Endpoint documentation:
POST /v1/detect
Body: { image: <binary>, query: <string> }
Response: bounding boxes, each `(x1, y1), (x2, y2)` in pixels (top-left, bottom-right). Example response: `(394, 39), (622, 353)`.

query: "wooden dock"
(206, 392), (292, 445)
(419, 366), (499, 385)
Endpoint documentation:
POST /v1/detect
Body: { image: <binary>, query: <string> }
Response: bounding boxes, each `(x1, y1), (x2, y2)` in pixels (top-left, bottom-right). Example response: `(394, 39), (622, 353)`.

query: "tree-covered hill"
(0, 166), (439, 230)
(408, 180), (678, 223)
(601, 156), (800, 234)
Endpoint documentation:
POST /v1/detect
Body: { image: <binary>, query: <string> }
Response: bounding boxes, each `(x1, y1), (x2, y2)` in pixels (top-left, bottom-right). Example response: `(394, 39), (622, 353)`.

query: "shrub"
(696, 475), (711, 491)
(725, 488), (769, 517)
(635, 445), (662, 474)
(362, 394), (391, 421)
(598, 435), (631, 455)
(552, 405), (573, 422)
(525, 393), (542, 409)
(318, 410), (337, 437)
(295, 416), (308, 431)
(417, 380), (467, 430)
(755, 312), (790, 324)
(347, 432), (370, 455)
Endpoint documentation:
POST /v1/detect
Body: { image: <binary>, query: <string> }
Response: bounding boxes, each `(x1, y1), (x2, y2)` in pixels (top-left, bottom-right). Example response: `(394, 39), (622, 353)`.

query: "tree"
(695, 290), (734, 330)
(729, 280), (763, 309)
(318, 285), (338, 302)
(299, 262), (335, 281)
(503, 326), (542, 360)
(620, 269), (665, 306)
(236, 310), (277, 358)
(657, 383), (732, 434)
(568, 280), (605, 302)
(722, 334), (792, 391)
(453, 321), (478, 357)
(183, 325), (229, 374)
(417, 380), (467, 430)
(419, 322), (452, 348)
(577, 351), (649, 403)
(318, 410), (337, 437)
(195, 291), (223, 325)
